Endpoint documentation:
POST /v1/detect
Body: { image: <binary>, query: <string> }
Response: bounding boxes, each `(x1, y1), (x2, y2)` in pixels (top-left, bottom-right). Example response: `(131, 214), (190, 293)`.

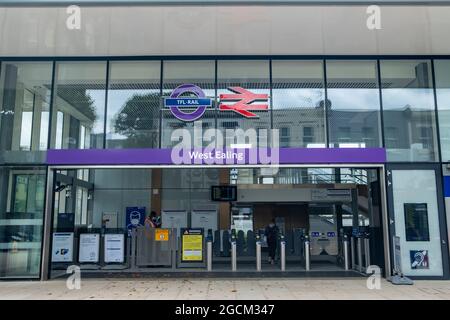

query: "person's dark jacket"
(265, 224), (279, 244)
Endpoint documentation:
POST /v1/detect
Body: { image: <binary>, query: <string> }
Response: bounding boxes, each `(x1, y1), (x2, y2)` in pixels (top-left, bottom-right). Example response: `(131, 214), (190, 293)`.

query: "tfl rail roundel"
(164, 84), (269, 122)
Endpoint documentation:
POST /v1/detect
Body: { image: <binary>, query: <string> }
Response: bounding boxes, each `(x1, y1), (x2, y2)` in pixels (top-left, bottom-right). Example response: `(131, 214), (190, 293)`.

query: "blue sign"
(311, 232), (321, 237)
(410, 250), (429, 269)
(327, 232), (336, 237)
(125, 207), (146, 236)
(444, 176), (450, 197)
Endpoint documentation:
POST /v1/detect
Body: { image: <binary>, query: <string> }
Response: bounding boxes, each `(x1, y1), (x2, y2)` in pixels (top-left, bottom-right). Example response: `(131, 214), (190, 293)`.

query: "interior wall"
(253, 203), (309, 231)
(91, 168), (152, 228)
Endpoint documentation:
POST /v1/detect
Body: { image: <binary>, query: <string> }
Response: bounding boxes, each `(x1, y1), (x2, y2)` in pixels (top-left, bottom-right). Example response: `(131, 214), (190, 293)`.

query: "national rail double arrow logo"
(219, 87), (269, 118)
(164, 84), (269, 121)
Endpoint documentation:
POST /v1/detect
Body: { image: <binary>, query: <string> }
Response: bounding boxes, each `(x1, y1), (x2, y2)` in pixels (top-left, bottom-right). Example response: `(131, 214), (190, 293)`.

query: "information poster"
(78, 233), (100, 263)
(51, 232), (74, 262)
(181, 228), (204, 262)
(104, 234), (125, 263)
(404, 203), (430, 242)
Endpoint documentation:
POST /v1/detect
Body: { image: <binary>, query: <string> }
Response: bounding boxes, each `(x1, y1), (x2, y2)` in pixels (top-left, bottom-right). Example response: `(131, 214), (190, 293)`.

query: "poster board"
(104, 234), (125, 263)
(181, 228), (204, 262)
(78, 233), (100, 263)
(51, 232), (74, 262)
(404, 203), (430, 241)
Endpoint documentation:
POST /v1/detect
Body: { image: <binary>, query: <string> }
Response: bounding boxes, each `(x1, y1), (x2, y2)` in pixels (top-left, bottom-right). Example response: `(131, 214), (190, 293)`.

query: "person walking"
(265, 218), (279, 265)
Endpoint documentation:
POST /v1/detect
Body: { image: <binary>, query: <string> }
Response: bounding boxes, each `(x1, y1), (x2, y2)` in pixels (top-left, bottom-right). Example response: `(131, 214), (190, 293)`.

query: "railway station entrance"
(45, 166), (388, 279)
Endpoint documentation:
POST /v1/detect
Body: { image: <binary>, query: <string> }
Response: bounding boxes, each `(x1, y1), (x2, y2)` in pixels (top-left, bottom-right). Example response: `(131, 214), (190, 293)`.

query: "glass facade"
(326, 60), (382, 148)
(0, 58), (443, 157)
(0, 62), (53, 163)
(106, 61), (161, 149)
(0, 57), (449, 280)
(380, 60), (438, 162)
(434, 60), (450, 162)
(217, 60), (271, 148)
(272, 60), (325, 148)
(0, 166), (46, 278)
(50, 62), (107, 150)
(161, 60), (215, 148)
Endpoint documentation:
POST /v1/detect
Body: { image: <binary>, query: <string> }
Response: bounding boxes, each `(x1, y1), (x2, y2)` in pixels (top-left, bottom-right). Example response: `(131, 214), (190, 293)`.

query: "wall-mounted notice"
(51, 232), (74, 262)
(79, 233), (100, 263)
(104, 234), (125, 263)
(181, 228), (204, 262)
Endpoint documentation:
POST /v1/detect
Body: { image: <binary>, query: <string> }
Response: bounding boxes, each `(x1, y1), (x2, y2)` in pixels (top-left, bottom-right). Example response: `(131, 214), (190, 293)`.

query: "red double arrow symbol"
(219, 87), (269, 118)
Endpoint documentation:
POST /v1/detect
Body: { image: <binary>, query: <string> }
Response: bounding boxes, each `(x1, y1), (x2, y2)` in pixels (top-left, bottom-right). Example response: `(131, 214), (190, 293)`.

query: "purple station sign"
(47, 148), (386, 166)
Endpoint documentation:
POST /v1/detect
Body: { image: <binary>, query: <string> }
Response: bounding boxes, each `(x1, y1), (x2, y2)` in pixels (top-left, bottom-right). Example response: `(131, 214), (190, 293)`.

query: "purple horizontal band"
(46, 148), (386, 165)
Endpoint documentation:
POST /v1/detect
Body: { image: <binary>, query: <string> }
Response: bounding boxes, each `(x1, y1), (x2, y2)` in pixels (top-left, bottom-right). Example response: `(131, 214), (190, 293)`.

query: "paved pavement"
(0, 278), (449, 300)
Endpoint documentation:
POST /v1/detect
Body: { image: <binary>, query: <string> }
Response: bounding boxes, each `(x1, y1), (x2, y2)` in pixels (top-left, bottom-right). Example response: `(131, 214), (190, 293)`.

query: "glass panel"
(434, 59), (450, 162)
(217, 60), (271, 148)
(326, 60), (382, 148)
(0, 62), (52, 156)
(106, 61), (161, 148)
(50, 62), (107, 149)
(391, 169), (443, 276)
(272, 60), (326, 148)
(0, 166), (45, 278)
(161, 60), (215, 148)
(380, 60), (438, 161)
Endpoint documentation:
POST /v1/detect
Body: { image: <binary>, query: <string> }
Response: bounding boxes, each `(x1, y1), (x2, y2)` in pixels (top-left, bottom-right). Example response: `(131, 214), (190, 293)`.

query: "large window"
(326, 60), (382, 148)
(380, 60), (438, 162)
(434, 60), (450, 162)
(50, 62), (107, 149)
(161, 61), (215, 148)
(0, 166), (46, 278)
(217, 60), (271, 148)
(272, 60), (326, 148)
(0, 62), (53, 159)
(106, 61), (161, 148)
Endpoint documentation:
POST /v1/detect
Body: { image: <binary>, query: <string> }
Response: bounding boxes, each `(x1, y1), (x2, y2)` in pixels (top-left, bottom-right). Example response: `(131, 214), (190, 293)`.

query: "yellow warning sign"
(182, 233), (203, 261)
(155, 229), (169, 241)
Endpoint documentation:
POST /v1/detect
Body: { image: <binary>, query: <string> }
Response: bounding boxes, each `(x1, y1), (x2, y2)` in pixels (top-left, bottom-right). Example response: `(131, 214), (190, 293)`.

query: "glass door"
(387, 165), (449, 277)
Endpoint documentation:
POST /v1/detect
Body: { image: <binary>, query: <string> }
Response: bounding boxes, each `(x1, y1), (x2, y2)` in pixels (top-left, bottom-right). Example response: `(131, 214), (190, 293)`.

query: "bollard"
(304, 238), (310, 271)
(357, 237), (363, 273)
(364, 237), (371, 268)
(280, 240), (286, 271)
(256, 241), (261, 271)
(350, 236), (355, 270)
(343, 235), (350, 271)
(130, 229), (136, 270)
(231, 241), (237, 271)
(207, 240), (212, 271)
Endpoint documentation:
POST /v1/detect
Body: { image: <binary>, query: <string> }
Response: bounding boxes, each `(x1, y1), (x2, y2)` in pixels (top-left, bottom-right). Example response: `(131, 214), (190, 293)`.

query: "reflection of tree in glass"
(113, 92), (159, 148)
(57, 86), (97, 121)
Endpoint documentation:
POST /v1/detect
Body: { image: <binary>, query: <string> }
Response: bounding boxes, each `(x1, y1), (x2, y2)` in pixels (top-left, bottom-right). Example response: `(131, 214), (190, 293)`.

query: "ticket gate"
(131, 227), (176, 268)
(349, 227), (371, 273)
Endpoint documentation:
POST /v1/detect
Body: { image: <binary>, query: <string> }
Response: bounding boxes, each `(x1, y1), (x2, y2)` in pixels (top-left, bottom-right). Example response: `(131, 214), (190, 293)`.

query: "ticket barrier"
(131, 227), (176, 268)
(350, 228), (371, 273)
(304, 235), (311, 271)
(206, 233), (213, 271)
(280, 235), (286, 271)
(256, 235), (262, 272)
